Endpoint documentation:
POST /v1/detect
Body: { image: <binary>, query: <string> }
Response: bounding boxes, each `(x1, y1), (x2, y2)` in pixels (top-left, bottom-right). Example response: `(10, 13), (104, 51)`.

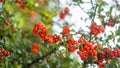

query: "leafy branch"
(23, 48), (57, 68)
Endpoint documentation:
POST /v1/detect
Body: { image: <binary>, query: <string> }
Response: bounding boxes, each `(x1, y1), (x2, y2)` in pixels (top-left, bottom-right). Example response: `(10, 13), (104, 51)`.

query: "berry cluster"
(90, 22), (104, 36)
(33, 23), (61, 43)
(33, 22), (47, 38)
(110, 47), (120, 58)
(15, 0), (26, 10)
(0, 0), (4, 3)
(95, 47), (120, 68)
(59, 7), (70, 19)
(32, 21), (120, 68)
(67, 38), (78, 52)
(106, 16), (117, 27)
(62, 26), (70, 37)
(4, 20), (9, 26)
(77, 37), (97, 60)
(106, 21), (114, 27)
(0, 48), (10, 60)
(31, 43), (39, 54)
(4, 20), (16, 30)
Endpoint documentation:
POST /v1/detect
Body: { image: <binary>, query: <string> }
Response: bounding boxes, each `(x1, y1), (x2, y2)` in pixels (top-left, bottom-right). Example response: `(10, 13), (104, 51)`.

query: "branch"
(89, 0), (98, 42)
(24, 48), (56, 68)
(76, 0), (88, 14)
(90, 0), (98, 22)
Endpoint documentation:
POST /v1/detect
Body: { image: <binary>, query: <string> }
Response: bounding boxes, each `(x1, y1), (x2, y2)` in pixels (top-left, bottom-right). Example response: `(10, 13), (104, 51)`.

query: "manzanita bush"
(0, 0), (120, 68)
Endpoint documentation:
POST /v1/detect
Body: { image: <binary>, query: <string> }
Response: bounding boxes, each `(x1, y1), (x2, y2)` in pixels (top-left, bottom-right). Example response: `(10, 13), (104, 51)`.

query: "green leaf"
(97, 0), (103, 5)
(98, 6), (104, 13)
(106, 58), (119, 68)
(115, 26), (120, 36)
(116, 44), (120, 49)
(109, 6), (113, 15)
(98, 15), (105, 20)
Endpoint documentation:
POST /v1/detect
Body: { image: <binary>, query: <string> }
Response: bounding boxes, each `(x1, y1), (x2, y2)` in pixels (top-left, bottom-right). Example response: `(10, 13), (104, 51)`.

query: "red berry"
(15, 0), (21, 4)
(2, 51), (10, 56)
(64, 7), (69, 14)
(4, 20), (9, 26)
(11, 26), (16, 31)
(0, 56), (3, 60)
(62, 26), (70, 37)
(20, 3), (26, 9)
(31, 48), (38, 54)
(107, 21), (114, 27)
(0, 48), (5, 52)
(90, 22), (105, 35)
(31, 43), (39, 54)
(0, 0), (4, 3)
(46, 34), (54, 43)
(33, 22), (47, 37)
(59, 10), (65, 19)
(53, 34), (61, 43)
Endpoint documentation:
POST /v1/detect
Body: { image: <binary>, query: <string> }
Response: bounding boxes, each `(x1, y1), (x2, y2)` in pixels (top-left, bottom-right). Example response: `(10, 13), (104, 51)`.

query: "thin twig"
(76, 0), (88, 14)
(89, 0), (98, 42)
(24, 48), (56, 68)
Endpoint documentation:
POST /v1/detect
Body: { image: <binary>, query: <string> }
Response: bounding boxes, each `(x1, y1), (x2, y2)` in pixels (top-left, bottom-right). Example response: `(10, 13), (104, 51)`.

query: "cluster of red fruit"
(0, 0), (4, 3)
(106, 21), (114, 27)
(33, 22), (61, 43)
(59, 7), (70, 19)
(31, 43), (39, 54)
(4, 20), (16, 31)
(90, 22), (105, 36)
(77, 37), (97, 60)
(0, 48), (10, 60)
(95, 47), (120, 68)
(15, 0), (26, 10)
(32, 22), (120, 68)
(67, 38), (78, 52)
(106, 16), (117, 27)
(62, 26), (70, 37)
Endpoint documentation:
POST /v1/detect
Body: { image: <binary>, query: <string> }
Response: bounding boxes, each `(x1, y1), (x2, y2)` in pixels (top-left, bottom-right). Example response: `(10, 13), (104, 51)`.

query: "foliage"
(0, 0), (120, 68)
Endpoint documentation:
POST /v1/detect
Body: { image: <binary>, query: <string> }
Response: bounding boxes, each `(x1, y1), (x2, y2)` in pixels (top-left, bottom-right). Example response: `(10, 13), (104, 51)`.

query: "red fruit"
(78, 37), (85, 43)
(32, 43), (39, 50)
(15, 0), (21, 4)
(103, 47), (110, 54)
(68, 47), (76, 52)
(0, 48), (5, 52)
(31, 43), (39, 54)
(107, 21), (114, 27)
(4, 20), (9, 26)
(64, 7), (69, 14)
(118, 50), (120, 57)
(11, 26), (16, 31)
(59, 10), (65, 19)
(2, 51), (10, 56)
(31, 48), (38, 54)
(53, 34), (61, 43)
(67, 38), (78, 52)
(110, 52), (115, 58)
(46, 34), (54, 43)
(90, 22), (105, 35)
(62, 26), (70, 37)
(98, 25), (104, 33)
(33, 23), (47, 36)
(20, 3), (26, 9)
(0, 56), (3, 60)
(0, 0), (4, 3)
